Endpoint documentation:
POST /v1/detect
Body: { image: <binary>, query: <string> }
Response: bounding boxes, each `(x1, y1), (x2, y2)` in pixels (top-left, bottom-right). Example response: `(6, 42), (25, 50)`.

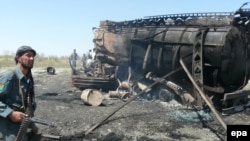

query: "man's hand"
(8, 111), (26, 122)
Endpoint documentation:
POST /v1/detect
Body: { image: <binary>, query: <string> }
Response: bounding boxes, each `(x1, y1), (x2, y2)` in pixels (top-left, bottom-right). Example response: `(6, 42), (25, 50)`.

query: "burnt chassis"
(70, 58), (119, 92)
(91, 5), (250, 115)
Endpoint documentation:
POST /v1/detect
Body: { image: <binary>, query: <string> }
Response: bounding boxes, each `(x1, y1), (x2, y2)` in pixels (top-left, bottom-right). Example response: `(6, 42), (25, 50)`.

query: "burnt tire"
(47, 67), (56, 75)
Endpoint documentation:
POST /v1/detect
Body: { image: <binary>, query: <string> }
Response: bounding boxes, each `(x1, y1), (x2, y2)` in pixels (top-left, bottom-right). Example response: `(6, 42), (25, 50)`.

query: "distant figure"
(86, 49), (96, 69)
(87, 49), (93, 59)
(82, 53), (87, 70)
(70, 49), (79, 68)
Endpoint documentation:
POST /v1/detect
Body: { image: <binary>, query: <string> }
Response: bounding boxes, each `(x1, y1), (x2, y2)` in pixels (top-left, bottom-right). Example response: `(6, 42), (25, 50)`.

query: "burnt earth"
(2, 68), (249, 141)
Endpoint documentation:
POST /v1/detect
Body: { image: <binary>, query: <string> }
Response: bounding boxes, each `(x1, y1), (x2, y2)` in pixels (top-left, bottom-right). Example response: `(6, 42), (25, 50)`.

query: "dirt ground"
(1, 67), (250, 141)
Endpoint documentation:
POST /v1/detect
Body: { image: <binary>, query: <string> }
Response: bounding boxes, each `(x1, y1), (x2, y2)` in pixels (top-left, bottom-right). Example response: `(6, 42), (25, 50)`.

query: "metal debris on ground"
(167, 108), (214, 122)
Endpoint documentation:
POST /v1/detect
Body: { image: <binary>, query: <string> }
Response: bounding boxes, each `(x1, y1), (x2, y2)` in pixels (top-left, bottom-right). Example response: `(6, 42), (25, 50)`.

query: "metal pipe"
(157, 47), (163, 69)
(142, 43), (152, 71)
(179, 58), (227, 131)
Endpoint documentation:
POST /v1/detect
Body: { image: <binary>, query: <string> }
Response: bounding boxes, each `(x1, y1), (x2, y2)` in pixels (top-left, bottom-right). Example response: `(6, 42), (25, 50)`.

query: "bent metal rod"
(179, 58), (227, 131)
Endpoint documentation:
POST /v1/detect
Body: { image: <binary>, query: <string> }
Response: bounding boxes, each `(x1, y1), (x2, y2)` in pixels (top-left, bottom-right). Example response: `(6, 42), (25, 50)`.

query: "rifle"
(30, 117), (56, 127)
(11, 70), (57, 141)
(15, 70), (34, 141)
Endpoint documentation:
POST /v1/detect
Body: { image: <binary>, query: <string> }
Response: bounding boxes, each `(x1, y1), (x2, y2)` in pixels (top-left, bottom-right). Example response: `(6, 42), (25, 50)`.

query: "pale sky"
(0, 0), (248, 56)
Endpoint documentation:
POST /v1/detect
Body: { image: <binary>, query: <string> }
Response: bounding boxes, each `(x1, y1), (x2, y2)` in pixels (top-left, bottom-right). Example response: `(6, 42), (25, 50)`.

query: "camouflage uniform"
(0, 66), (36, 141)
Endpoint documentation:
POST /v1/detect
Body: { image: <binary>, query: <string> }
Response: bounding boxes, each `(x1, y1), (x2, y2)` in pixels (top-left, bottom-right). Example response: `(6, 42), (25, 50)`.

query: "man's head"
(15, 45), (36, 69)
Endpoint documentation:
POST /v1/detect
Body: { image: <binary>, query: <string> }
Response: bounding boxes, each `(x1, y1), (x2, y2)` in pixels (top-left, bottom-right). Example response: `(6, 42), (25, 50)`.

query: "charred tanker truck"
(73, 3), (250, 115)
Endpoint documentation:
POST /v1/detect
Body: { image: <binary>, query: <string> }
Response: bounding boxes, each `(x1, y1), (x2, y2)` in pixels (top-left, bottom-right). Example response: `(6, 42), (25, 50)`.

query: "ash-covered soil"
(1, 67), (250, 141)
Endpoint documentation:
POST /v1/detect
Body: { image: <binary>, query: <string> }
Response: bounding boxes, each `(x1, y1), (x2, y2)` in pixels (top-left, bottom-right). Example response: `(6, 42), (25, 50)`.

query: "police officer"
(0, 46), (39, 141)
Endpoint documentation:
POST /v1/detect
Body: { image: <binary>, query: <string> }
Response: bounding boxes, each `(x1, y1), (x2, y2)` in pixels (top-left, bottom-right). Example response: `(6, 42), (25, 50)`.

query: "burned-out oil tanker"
(73, 3), (250, 115)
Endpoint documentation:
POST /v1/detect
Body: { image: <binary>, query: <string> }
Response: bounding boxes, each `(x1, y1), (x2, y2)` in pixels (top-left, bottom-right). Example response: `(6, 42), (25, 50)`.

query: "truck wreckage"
(71, 3), (250, 120)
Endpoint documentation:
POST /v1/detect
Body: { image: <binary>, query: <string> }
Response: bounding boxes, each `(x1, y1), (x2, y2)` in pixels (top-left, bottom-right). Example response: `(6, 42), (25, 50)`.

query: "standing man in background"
(87, 49), (93, 60)
(82, 53), (87, 71)
(0, 45), (39, 141)
(70, 49), (79, 68)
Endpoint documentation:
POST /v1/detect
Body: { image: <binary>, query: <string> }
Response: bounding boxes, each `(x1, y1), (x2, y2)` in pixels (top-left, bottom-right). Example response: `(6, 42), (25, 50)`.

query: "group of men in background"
(69, 49), (96, 70)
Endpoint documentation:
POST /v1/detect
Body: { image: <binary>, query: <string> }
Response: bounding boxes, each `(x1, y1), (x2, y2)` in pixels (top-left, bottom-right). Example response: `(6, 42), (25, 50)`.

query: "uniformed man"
(0, 46), (39, 141)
